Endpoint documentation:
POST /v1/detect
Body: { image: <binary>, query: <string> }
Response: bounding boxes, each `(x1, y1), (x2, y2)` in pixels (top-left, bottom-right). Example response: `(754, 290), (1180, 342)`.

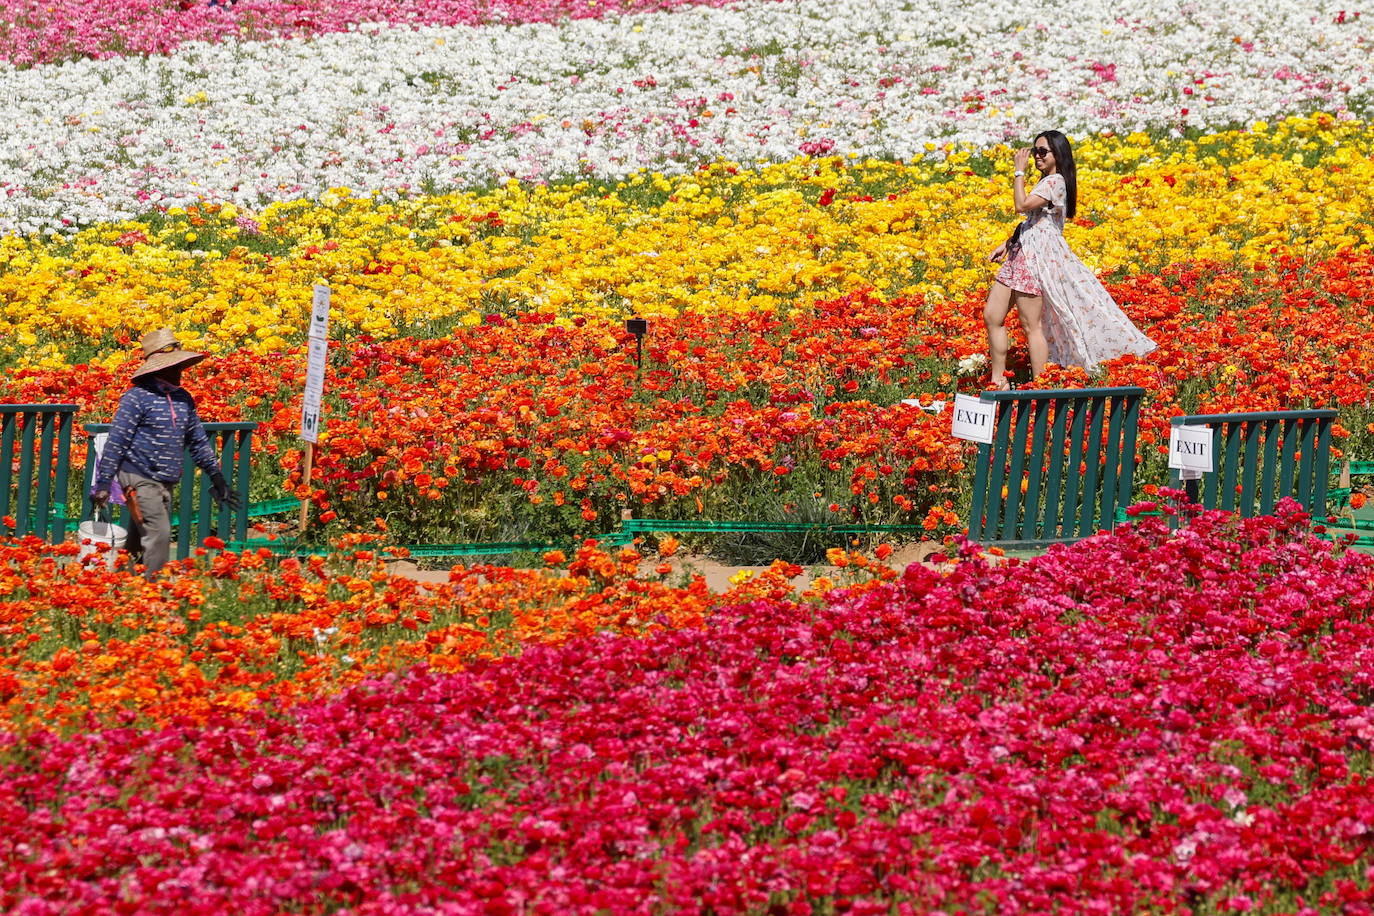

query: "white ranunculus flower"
(957, 353), (988, 375)
(0, 0), (1370, 234)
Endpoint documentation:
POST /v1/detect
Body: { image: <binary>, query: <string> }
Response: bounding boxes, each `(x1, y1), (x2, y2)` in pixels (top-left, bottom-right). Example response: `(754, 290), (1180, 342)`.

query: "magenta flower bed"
(0, 0), (750, 66)
(4, 505), (1374, 914)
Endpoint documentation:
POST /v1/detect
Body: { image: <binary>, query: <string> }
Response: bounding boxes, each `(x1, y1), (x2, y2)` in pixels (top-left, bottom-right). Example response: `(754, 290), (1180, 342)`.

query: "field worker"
(90, 328), (240, 576)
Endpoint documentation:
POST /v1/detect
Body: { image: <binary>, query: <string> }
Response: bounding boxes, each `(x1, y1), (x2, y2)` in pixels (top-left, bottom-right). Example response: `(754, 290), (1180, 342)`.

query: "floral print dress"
(995, 173), (1156, 370)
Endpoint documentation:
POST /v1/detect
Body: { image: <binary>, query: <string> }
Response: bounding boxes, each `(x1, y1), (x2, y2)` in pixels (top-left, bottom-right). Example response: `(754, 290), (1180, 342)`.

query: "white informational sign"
(304, 336), (328, 403)
(309, 284), (331, 340)
(951, 394), (997, 445)
(300, 401), (321, 443)
(301, 287), (331, 443)
(1168, 424), (1215, 473)
(93, 432), (108, 462)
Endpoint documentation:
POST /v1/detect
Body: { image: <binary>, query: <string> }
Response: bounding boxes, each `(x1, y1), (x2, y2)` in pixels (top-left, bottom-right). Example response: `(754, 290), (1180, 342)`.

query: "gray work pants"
(117, 470), (175, 577)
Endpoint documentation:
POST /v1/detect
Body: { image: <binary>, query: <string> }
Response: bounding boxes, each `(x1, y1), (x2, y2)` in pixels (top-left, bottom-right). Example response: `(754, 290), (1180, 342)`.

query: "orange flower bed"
(0, 532), (896, 733)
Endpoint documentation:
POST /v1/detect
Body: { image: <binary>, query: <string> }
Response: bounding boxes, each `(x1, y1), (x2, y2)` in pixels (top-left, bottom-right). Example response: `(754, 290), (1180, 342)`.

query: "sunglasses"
(1031, 147), (1052, 159)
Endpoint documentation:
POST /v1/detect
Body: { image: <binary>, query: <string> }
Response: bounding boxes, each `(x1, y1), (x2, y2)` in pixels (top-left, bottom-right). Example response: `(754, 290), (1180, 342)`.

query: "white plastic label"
(951, 394), (996, 445)
(300, 404), (321, 443)
(309, 284), (331, 340)
(1168, 424), (1215, 473)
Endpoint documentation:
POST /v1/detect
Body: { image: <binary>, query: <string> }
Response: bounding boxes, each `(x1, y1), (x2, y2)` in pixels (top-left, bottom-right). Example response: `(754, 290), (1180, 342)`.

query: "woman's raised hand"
(1013, 147), (1031, 173)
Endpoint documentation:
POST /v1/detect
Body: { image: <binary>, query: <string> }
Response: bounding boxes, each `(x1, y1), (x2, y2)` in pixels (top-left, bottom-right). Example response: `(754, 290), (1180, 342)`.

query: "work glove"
(210, 472), (242, 511)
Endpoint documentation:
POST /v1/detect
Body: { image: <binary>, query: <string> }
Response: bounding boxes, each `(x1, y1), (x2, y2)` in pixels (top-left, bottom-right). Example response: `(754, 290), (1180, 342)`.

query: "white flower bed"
(1, 0), (1369, 234)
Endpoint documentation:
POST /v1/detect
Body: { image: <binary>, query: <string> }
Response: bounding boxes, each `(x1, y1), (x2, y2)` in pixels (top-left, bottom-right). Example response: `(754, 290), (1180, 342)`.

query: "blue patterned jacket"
(93, 379), (222, 491)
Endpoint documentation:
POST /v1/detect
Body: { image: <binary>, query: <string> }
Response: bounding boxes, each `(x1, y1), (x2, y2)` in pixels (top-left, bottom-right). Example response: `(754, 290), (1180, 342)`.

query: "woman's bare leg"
(1016, 293), (1048, 378)
(983, 282), (1014, 389)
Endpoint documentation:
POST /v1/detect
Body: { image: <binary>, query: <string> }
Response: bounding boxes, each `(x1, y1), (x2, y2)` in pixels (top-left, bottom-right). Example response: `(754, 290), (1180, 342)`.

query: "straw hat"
(131, 328), (208, 379)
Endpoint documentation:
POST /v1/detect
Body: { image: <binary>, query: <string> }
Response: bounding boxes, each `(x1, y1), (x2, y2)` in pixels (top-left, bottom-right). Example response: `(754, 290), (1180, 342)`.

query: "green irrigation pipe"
(243, 498), (301, 517)
(620, 519), (927, 535)
(223, 539), (565, 558)
(225, 518), (937, 559)
(1111, 510), (1373, 546)
(62, 496), (300, 532)
(1319, 531), (1374, 547)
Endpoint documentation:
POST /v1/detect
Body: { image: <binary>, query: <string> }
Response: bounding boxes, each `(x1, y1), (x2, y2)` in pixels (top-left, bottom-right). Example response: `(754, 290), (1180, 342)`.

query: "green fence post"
(1277, 420), (1299, 503)
(1219, 421), (1243, 513)
(1075, 395), (1108, 538)
(1041, 398), (1071, 541)
(50, 412), (73, 542)
(235, 428), (253, 543)
(1296, 417), (1317, 513)
(984, 399), (1015, 540)
(1313, 416), (1333, 518)
(1002, 400), (1034, 540)
(0, 411), (16, 524)
(14, 411), (37, 538)
(1114, 394), (1142, 525)
(968, 439), (992, 543)
(177, 442), (196, 560)
(1258, 419), (1280, 515)
(32, 412), (57, 543)
(1059, 399), (1090, 539)
(1237, 421), (1260, 514)
(1099, 392), (1126, 531)
(1020, 399), (1051, 542)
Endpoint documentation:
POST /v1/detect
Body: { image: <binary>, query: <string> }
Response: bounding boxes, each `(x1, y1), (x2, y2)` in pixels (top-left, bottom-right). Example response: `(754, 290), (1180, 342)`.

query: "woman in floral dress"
(984, 130), (1155, 388)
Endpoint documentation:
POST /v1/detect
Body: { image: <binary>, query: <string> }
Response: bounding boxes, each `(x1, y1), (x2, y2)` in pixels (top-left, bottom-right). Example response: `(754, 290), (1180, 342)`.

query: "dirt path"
(388, 541), (952, 592)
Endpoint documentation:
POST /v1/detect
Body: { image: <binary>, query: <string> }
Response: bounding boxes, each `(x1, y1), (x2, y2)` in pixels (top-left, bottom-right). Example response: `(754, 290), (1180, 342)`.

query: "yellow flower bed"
(1, 114), (1369, 371)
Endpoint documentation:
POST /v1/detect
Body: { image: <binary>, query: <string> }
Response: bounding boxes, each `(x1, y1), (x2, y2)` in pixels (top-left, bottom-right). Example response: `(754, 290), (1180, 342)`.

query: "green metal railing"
(4, 399), (1360, 561)
(1114, 457), (1373, 548)
(0, 405), (77, 543)
(1322, 460), (1374, 547)
(1168, 410), (1336, 517)
(81, 422), (257, 561)
(969, 387), (1146, 549)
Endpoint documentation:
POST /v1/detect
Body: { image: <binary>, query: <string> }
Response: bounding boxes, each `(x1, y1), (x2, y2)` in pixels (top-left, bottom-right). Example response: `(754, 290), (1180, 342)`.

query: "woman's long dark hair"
(1006, 130), (1078, 257)
(1036, 129), (1077, 218)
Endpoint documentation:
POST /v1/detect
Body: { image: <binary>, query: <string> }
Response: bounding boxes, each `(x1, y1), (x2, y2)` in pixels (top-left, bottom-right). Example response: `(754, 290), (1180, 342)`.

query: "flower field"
(6, 506), (1374, 913)
(3, 0), (1372, 233)
(4, 0), (1374, 910)
(0, 532), (767, 732)
(3, 116), (1374, 543)
(4, 117), (1373, 363)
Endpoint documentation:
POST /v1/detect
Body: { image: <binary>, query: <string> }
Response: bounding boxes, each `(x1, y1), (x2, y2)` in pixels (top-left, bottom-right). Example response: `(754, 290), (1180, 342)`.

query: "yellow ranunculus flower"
(2, 116), (1372, 370)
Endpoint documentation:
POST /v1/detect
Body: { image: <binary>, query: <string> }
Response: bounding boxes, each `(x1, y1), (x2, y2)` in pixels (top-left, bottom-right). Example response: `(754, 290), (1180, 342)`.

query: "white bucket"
(77, 518), (128, 570)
